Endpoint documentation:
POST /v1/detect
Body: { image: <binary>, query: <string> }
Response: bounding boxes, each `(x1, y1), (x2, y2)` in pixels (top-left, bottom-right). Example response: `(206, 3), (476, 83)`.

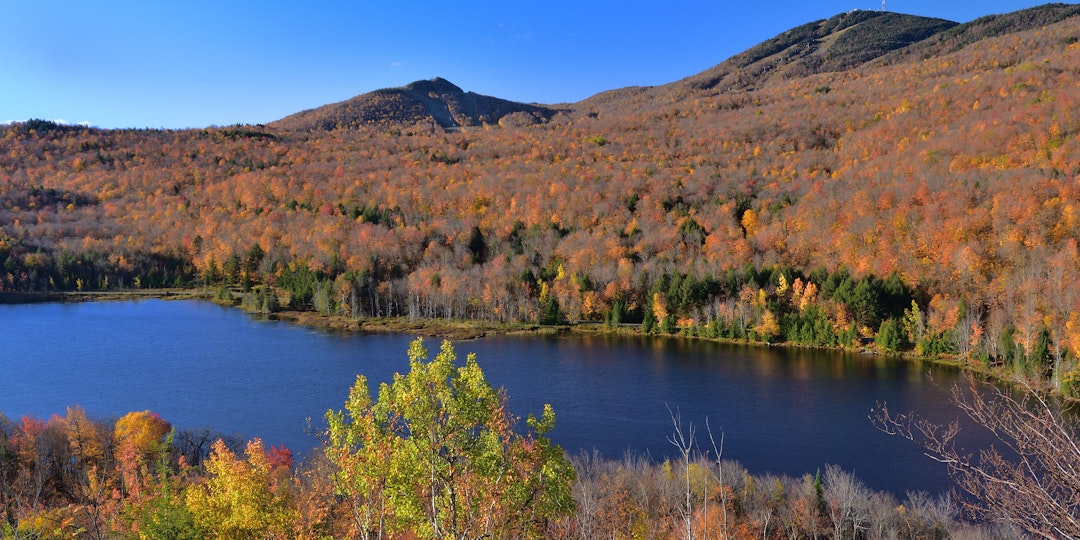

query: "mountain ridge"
(270, 3), (1080, 131)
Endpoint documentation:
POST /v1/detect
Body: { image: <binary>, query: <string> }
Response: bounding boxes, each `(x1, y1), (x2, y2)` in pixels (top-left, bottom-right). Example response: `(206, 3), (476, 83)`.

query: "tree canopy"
(324, 338), (576, 539)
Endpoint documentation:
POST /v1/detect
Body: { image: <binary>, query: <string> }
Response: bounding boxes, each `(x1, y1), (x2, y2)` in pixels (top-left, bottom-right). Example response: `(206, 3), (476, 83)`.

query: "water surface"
(1, 299), (988, 496)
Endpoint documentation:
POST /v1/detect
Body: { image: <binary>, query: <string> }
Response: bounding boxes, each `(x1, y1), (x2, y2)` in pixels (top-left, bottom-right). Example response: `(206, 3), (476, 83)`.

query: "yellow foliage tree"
(65, 405), (106, 464)
(653, 292), (669, 323)
(755, 310), (780, 343)
(185, 438), (297, 539)
(741, 208), (761, 238)
(799, 282), (818, 312)
(114, 410), (170, 461)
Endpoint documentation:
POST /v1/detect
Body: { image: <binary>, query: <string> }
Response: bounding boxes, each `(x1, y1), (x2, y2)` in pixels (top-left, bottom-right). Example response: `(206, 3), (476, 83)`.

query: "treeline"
(0, 340), (1011, 539)
(3, 16), (1080, 395)
(210, 253), (1079, 397)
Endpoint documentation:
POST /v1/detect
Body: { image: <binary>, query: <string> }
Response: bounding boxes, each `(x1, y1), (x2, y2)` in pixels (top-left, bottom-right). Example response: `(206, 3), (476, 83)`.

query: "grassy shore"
(0, 289), (211, 304)
(263, 309), (566, 340)
(0, 289), (566, 340)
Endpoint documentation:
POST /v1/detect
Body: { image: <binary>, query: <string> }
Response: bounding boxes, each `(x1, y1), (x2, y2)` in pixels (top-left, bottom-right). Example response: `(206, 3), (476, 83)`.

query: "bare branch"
(871, 374), (1080, 537)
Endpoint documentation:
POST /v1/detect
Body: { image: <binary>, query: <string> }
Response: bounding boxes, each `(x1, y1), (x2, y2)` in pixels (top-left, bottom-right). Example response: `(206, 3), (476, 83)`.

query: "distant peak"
(271, 76), (563, 131)
(405, 78), (464, 95)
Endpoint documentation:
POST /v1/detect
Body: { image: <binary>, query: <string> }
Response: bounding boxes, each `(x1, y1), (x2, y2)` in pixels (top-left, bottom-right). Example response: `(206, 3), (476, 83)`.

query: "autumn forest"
(4, 4), (1080, 536)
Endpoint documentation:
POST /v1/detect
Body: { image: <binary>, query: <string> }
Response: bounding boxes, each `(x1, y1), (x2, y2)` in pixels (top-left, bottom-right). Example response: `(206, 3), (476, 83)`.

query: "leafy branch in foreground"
(873, 377), (1080, 538)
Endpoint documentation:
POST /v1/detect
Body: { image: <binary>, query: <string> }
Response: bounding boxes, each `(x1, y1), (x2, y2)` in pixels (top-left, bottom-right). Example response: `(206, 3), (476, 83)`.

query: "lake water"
(1, 299), (990, 496)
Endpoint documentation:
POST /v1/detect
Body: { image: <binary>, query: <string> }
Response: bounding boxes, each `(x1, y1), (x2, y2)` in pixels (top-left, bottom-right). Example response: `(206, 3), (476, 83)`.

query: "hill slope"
(574, 11), (956, 116)
(682, 11), (956, 92)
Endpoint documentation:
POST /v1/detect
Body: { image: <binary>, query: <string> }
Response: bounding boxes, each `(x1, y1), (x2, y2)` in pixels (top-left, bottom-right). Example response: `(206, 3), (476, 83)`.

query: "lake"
(1, 299), (990, 497)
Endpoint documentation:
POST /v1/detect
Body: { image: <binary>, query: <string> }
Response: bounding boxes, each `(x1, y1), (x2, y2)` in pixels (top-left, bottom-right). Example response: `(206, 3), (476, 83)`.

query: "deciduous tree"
(324, 338), (575, 540)
(185, 438), (297, 539)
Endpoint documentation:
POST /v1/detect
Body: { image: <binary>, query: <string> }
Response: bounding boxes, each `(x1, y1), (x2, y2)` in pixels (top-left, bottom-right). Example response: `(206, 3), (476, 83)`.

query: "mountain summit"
(271, 77), (562, 131)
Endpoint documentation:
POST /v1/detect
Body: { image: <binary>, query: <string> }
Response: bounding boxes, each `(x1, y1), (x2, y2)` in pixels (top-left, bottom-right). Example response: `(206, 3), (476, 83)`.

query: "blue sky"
(1, 1), (1070, 129)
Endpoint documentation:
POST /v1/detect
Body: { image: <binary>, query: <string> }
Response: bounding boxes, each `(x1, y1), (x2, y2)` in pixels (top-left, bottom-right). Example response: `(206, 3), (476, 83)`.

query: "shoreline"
(0, 289), (212, 304)
(1, 289), (1006, 387)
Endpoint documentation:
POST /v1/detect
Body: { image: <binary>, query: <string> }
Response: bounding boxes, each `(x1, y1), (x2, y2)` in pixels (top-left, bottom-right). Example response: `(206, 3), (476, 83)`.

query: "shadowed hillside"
(574, 10), (956, 117)
(680, 11), (956, 91)
(878, 2), (1080, 65)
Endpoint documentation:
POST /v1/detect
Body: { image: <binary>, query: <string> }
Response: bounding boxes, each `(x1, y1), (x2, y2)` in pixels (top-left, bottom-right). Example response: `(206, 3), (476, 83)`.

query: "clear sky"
(1, 1), (1071, 129)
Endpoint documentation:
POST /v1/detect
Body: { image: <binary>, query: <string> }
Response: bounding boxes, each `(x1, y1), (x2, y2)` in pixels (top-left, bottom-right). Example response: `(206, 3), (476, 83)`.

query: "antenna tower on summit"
(881, 0), (886, 10)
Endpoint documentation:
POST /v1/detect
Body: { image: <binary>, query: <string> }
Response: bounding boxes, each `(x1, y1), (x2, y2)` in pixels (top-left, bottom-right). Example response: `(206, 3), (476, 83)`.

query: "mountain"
(271, 77), (564, 132)
(270, 4), (1079, 130)
(272, 11), (958, 131)
(274, 11), (961, 128)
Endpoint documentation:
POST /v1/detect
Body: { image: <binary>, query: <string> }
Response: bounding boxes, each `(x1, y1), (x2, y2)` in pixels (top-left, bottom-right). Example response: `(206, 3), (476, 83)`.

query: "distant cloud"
(497, 22), (534, 47)
(390, 61), (401, 68)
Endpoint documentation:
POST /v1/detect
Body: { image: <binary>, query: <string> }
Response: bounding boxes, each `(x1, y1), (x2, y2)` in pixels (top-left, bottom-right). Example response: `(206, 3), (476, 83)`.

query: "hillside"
(574, 10), (956, 117)
(575, 3), (1080, 117)
(678, 11), (954, 90)
(878, 2), (1080, 65)
(271, 77), (564, 131)
(3, 5), (1080, 390)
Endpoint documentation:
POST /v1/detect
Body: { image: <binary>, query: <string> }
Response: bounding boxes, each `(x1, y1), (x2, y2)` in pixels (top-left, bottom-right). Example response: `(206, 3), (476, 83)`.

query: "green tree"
(127, 433), (202, 540)
(539, 295), (564, 325)
(605, 298), (627, 328)
(999, 326), (1019, 368)
(223, 253), (241, 285)
(245, 243), (265, 275)
(659, 314), (678, 335)
(875, 318), (902, 353)
(466, 226), (487, 265)
(1030, 325), (1052, 377)
(850, 277), (884, 330)
(324, 339), (575, 540)
(642, 304), (657, 334)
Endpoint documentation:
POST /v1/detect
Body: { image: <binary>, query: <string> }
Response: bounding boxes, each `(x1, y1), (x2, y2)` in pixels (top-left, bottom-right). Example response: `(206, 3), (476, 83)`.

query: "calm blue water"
(1, 299), (987, 496)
